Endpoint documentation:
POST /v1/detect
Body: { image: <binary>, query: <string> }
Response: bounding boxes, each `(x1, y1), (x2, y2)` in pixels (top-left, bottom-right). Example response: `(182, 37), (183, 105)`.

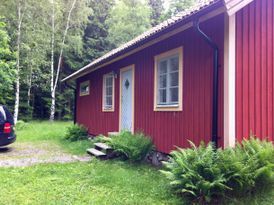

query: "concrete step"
(87, 148), (106, 157)
(108, 132), (119, 136)
(94, 142), (112, 151)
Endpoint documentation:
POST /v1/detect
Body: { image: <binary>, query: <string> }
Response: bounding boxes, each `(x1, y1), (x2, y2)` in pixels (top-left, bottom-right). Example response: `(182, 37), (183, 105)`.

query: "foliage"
(219, 137), (274, 194)
(108, 131), (154, 162)
(161, 142), (230, 203)
(161, 139), (274, 203)
(0, 18), (15, 106)
(64, 123), (88, 142)
(106, 0), (152, 47)
(148, 0), (165, 26)
(15, 120), (29, 131)
(165, 0), (197, 18)
(80, 0), (115, 66)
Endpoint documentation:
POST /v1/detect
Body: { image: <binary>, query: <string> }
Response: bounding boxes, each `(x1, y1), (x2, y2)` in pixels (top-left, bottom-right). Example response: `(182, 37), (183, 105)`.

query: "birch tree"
(49, 0), (77, 121)
(13, 0), (26, 124)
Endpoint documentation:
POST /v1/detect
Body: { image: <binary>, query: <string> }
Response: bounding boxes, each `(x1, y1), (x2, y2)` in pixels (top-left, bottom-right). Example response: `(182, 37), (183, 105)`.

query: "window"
(154, 47), (183, 111)
(79, 81), (90, 96)
(103, 74), (115, 111)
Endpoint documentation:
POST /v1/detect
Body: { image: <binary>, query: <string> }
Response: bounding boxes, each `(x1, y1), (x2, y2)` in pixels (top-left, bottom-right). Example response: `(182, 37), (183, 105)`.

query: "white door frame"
(119, 64), (135, 132)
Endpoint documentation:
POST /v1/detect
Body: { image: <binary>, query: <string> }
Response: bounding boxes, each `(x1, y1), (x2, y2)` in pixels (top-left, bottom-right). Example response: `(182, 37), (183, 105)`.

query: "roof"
(62, 0), (253, 82)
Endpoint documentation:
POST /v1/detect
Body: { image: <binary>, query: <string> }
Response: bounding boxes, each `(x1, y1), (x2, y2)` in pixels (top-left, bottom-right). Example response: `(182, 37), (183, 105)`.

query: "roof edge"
(62, 0), (224, 82)
(224, 0), (254, 16)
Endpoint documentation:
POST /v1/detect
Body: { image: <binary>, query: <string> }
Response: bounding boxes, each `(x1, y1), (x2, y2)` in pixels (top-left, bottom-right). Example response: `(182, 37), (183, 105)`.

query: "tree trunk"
(27, 65), (32, 107)
(50, 91), (55, 121)
(49, 0), (77, 121)
(13, 1), (24, 124)
(49, 0), (55, 121)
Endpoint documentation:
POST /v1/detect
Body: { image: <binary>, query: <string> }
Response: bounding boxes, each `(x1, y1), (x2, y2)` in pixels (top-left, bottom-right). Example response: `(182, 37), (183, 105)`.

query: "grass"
(0, 121), (272, 205)
(4, 121), (181, 204)
(16, 121), (92, 155)
(0, 160), (181, 205)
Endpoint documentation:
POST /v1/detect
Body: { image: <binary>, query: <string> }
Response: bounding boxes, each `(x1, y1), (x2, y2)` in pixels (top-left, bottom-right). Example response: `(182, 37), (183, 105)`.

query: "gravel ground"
(0, 142), (91, 167)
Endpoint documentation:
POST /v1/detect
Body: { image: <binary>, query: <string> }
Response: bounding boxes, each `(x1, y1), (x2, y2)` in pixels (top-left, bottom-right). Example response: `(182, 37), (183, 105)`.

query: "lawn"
(0, 121), (273, 205)
(0, 121), (181, 205)
(16, 121), (92, 155)
(0, 161), (181, 205)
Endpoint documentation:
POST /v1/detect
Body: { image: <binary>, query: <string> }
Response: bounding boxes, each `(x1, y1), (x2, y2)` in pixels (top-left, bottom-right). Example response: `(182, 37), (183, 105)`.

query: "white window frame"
(102, 74), (115, 112)
(79, 81), (90, 96)
(154, 47), (183, 111)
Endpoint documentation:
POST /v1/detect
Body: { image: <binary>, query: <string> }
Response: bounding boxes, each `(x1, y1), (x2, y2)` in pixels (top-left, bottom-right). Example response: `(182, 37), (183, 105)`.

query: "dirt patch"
(0, 142), (91, 167)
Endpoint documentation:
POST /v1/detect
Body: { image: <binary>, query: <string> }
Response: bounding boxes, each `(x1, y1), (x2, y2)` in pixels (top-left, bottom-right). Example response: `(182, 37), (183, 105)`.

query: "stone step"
(86, 148), (106, 157)
(108, 132), (119, 136)
(94, 142), (112, 150)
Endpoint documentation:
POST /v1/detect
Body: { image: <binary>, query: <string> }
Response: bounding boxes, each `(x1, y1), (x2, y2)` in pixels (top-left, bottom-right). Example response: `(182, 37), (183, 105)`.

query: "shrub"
(161, 138), (274, 203)
(63, 114), (72, 121)
(161, 142), (230, 203)
(108, 131), (154, 162)
(88, 134), (112, 147)
(15, 120), (29, 131)
(64, 124), (88, 141)
(219, 137), (274, 194)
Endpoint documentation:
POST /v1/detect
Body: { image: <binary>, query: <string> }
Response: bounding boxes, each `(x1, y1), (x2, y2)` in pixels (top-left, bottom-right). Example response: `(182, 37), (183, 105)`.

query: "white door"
(120, 67), (134, 132)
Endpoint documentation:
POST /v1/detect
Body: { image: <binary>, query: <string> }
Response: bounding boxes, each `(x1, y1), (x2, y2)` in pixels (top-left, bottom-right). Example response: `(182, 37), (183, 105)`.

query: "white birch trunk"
(13, 1), (24, 124)
(49, 0), (77, 121)
(27, 65), (32, 107)
(49, 0), (55, 121)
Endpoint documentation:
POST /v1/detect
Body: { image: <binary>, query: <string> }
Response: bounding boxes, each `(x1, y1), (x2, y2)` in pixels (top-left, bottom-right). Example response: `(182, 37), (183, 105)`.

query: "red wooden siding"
(76, 14), (225, 153)
(236, 0), (274, 142)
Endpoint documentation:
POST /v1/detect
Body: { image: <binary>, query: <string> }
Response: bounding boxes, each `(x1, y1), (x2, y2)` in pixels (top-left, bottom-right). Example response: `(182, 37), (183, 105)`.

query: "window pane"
(159, 60), (167, 74)
(106, 87), (112, 95)
(80, 83), (89, 95)
(106, 77), (113, 86)
(106, 96), (112, 106)
(170, 56), (179, 72)
(158, 89), (167, 104)
(170, 87), (178, 103)
(159, 75), (167, 88)
(170, 72), (179, 87)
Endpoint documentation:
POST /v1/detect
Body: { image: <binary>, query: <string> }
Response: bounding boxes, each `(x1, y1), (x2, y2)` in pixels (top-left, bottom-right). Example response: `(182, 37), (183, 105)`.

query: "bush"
(161, 142), (230, 203)
(108, 131), (154, 162)
(63, 114), (72, 121)
(15, 120), (29, 131)
(161, 138), (274, 203)
(64, 124), (88, 141)
(219, 137), (274, 194)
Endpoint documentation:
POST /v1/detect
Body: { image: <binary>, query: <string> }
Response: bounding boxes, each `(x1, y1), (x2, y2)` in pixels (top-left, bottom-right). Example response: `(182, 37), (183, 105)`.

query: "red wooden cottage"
(63, 0), (274, 153)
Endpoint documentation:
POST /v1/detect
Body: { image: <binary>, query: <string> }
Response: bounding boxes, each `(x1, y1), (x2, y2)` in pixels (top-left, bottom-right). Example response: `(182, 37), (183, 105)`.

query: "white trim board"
(223, 13), (236, 148)
(224, 0), (254, 16)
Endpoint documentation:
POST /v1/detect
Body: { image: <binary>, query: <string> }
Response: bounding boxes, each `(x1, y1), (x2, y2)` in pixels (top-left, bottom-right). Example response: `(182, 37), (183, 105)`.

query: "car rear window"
(0, 106), (14, 125)
(0, 106), (5, 124)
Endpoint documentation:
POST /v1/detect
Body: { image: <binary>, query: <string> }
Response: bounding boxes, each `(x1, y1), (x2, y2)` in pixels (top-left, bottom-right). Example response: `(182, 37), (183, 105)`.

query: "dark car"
(0, 105), (16, 147)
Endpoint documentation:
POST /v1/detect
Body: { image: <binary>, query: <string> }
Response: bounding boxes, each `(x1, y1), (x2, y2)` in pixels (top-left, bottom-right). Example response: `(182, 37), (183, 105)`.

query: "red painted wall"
(236, 0), (274, 142)
(77, 14), (225, 153)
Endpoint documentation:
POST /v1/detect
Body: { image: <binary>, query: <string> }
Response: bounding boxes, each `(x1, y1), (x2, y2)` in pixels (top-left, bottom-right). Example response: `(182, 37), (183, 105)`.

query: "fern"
(108, 131), (154, 162)
(161, 142), (230, 203)
(161, 138), (274, 203)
